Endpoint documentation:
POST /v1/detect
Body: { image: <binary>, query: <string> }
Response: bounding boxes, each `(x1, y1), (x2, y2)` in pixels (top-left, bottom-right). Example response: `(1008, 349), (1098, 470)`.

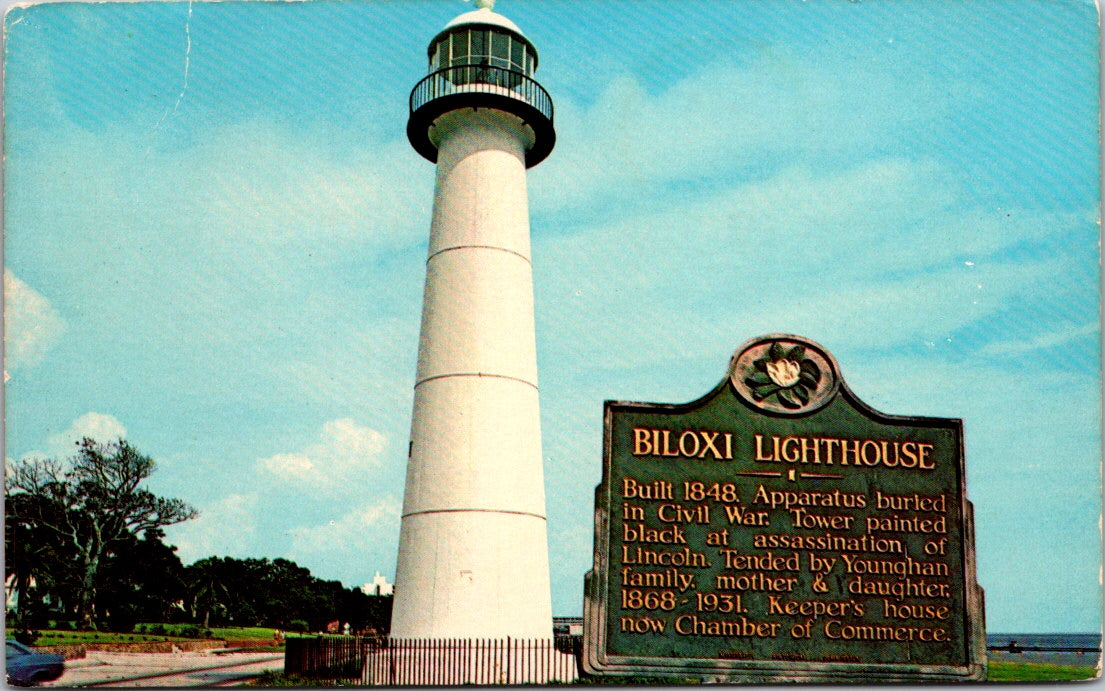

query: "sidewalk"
(42, 650), (284, 687)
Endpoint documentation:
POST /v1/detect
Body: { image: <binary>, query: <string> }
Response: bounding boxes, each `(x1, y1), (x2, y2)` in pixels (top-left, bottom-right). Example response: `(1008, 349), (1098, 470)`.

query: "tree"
(5, 438), (197, 629)
(358, 591), (393, 636)
(98, 529), (188, 630)
(178, 555), (384, 633)
(6, 477), (90, 625)
(5, 493), (67, 627)
(259, 558), (319, 628)
(186, 557), (233, 628)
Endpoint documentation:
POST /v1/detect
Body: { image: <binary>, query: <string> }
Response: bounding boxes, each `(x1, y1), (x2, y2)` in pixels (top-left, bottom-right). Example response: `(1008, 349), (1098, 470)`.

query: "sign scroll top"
(583, 334), (986, 683)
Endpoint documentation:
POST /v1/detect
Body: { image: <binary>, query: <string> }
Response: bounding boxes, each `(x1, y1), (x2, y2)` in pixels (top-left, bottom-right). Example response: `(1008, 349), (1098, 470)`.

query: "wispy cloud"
(536, 155), (1091, 373)
(534, 45), (954, 219)
(288, 498), (400, 558)
(977, 322), (1100, 358)
(167, 492), (260, 563)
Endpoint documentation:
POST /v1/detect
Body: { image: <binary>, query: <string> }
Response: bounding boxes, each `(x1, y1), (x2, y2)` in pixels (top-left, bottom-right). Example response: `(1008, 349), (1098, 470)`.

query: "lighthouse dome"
(443, 7), (526, 38)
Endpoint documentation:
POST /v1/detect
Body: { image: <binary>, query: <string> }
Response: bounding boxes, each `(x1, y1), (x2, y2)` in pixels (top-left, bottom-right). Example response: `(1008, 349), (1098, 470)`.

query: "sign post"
(583, 334), (986, 682)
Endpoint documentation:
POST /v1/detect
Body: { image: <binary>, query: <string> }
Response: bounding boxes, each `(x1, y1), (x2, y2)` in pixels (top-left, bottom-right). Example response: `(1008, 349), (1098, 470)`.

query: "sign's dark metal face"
(583, 335), (986, 682)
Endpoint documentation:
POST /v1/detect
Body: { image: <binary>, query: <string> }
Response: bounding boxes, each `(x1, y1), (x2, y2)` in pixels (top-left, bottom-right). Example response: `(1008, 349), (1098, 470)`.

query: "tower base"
(391, 510), (553, 639)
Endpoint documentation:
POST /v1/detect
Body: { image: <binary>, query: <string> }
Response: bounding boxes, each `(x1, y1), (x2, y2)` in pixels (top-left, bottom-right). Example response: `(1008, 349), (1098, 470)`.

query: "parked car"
(6, 639), (64, 686)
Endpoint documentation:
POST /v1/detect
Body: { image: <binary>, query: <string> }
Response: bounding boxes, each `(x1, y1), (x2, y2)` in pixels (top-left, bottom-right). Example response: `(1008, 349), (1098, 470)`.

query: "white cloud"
(258, 418), (387, 495)
(3, 268), (66, 372)
(45, 411), (128, 457)
(165, 492), (260, 564)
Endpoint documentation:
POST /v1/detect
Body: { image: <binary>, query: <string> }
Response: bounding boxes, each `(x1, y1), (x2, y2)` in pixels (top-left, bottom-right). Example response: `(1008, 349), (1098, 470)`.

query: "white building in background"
(361, 571), (394, 596)
(5, 574), (25, 610)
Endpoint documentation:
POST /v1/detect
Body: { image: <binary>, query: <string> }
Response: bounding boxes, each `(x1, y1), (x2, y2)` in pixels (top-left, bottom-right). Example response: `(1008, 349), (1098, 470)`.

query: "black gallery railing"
(286, 635), (581, 685)
(409, 65), (554, 124)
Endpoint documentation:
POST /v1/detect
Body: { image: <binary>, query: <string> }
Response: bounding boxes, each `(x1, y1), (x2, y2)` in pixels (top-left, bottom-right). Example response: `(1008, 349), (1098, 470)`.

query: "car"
(6, 639), (64, 687)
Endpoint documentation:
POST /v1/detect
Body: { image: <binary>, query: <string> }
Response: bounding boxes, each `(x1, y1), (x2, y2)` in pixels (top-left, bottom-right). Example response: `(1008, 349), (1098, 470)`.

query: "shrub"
(177, 625), (201, 639)
(149, 624), (167, 636)
(288, 620), (309, 633)
(12, 630), (39, 646)
(107, 608), (139, 634)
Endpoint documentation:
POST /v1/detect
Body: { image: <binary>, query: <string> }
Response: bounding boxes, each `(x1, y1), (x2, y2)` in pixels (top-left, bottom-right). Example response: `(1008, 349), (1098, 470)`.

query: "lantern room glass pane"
(510, 39), (523, 70)
(431, 40), (444, 69)
(470, 29), (485, 57)
(450, 32), (467, 65)
(492, 32), (509, 61)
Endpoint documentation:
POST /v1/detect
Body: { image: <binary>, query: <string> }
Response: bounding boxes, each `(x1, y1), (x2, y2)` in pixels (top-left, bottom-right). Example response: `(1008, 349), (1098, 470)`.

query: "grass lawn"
(987, 661), (1099, 682)
(211, 626), (281, 639)
(31, 625), (281, 647)
(32, 630), (194, 646)
(250, 671), (362, 687)
(168, 625), (280, 640)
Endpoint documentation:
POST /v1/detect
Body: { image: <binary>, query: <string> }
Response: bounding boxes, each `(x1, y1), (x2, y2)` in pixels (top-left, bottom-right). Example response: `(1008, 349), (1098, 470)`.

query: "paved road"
(42, 651), (285, 688)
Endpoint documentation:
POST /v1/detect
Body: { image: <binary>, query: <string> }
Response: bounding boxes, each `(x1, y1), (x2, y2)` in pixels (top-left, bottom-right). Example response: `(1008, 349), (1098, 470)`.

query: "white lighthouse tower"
(391, 0), (555, 639)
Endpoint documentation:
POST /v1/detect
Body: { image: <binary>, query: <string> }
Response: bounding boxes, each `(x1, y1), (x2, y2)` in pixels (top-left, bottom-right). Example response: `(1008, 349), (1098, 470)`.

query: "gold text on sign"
(632, 428), (734, 460)
(753, 434), (935, 470)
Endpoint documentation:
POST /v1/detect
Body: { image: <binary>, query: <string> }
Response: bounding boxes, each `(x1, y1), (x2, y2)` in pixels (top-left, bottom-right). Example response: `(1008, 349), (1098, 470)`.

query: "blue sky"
(4, 0), (1099, 633)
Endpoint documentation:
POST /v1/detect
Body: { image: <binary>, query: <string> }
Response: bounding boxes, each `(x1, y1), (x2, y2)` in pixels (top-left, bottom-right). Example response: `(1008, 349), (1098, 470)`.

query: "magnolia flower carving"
(745, 341), (821, 409)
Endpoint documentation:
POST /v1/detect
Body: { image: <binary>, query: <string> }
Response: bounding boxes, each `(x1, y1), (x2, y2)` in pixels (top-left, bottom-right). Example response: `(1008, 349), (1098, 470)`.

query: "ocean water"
(987, 633), (1101, 668)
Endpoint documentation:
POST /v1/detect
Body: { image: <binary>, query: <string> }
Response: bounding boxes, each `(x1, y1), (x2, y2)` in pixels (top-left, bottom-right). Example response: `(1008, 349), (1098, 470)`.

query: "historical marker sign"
(583, 335), (986, 682)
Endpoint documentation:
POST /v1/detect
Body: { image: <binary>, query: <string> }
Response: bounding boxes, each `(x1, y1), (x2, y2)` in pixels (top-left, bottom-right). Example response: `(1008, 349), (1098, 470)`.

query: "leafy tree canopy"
(5, 438), (390, 635)
(5, 438), (197, 629)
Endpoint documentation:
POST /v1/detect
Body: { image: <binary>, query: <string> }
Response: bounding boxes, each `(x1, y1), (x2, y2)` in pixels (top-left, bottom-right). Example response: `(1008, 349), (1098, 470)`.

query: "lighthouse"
(391, 0), (555, 639)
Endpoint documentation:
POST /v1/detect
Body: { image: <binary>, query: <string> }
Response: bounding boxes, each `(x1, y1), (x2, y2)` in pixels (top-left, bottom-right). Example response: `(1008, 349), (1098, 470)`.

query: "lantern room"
(427, 12), (537, 76)
(407, 0), (555, 168)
